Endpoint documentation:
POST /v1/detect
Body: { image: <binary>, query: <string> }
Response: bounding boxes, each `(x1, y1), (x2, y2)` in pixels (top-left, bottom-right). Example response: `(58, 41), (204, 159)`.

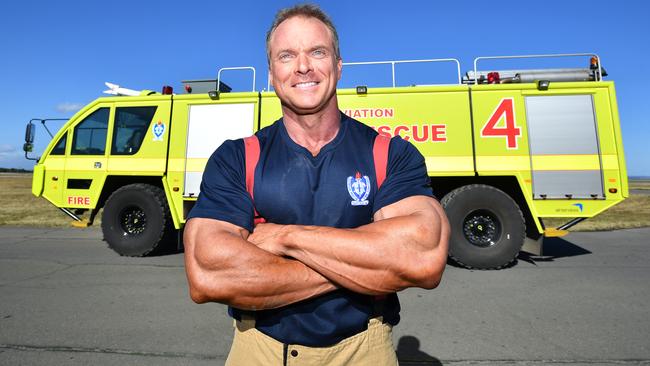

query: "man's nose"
(296, 53), (312, 74)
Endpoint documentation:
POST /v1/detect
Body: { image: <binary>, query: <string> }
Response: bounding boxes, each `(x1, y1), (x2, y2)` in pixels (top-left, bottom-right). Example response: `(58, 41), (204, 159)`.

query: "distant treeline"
(0, 168), (32, 173)
(0, 167), (646, 178)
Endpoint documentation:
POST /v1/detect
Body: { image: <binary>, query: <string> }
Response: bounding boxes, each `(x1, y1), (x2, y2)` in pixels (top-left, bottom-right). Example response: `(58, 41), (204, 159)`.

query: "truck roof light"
(537, 80), (550, 91)
(184, 84), (192, 93)
(162, 86), (173, 95)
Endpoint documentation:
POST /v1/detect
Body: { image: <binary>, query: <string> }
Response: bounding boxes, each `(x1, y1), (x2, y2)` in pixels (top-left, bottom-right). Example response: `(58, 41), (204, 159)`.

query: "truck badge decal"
(573, 203), (584, 212)
(152, 121), (165, 141)
(347, 171), (371, 206)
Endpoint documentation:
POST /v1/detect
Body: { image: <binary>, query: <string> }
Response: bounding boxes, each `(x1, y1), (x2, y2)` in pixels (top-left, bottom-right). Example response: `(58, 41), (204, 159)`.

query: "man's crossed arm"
(184, 195), (449, 310)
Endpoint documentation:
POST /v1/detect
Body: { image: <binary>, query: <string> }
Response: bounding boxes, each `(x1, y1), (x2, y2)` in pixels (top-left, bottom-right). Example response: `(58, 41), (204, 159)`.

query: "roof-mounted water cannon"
(103, 82), (141, 96)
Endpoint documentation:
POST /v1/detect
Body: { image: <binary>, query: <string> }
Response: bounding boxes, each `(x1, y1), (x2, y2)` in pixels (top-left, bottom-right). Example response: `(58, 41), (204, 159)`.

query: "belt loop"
(237, 314), (256, 331)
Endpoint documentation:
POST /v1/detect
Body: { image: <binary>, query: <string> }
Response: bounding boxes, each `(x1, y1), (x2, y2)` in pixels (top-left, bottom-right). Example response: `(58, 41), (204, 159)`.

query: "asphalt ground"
(1, 226), (649, 366)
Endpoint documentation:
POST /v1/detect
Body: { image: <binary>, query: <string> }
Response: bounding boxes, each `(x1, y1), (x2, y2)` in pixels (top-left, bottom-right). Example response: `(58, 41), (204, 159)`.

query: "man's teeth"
(296, 82), (317, 87)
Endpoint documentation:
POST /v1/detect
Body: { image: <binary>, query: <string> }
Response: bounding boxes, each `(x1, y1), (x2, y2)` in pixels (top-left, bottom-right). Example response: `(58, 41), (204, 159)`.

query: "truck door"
(63, 106), (111, 210)
(106, 99), (171, 176)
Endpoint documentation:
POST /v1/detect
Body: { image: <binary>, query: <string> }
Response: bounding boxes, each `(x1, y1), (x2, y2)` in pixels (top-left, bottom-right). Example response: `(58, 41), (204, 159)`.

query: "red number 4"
(481, 98), (521, 149)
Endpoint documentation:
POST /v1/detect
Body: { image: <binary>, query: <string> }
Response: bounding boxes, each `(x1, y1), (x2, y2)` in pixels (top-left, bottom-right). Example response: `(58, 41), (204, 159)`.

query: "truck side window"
(71, 108), (109, 155)
(111, 106), (158, 155)
(50, 132), (67, 155)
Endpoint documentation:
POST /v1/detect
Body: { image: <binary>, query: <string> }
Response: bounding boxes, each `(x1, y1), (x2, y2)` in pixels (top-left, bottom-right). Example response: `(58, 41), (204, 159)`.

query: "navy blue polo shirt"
(188, 113), (433, 346)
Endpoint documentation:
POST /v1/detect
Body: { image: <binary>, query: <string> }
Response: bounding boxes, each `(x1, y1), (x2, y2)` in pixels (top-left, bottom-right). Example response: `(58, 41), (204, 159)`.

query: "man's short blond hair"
(266, 4), (340, 63)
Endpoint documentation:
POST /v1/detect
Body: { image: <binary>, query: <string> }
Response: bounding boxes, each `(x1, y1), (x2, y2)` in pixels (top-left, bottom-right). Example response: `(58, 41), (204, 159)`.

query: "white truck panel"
(184, 103), (255, 196)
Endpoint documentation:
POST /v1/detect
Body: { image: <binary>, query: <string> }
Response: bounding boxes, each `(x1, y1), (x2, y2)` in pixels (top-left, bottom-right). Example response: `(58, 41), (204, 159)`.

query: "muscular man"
(184, 4), (449, 365)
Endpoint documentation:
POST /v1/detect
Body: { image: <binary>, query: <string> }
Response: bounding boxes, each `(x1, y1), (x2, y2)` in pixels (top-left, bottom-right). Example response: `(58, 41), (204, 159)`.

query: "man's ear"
(337, 58), (343, 81)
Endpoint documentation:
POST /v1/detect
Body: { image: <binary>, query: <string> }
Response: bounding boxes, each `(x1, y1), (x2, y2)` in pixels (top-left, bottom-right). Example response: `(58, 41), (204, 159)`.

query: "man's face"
(268, 16), (342, 116)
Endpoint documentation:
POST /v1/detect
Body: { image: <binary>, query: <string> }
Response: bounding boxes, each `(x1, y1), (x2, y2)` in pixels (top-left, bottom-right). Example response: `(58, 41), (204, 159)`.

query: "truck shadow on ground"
(518, 236), (592, 265)
(445, 236), (592, 269)
(395, 335), (443, 365)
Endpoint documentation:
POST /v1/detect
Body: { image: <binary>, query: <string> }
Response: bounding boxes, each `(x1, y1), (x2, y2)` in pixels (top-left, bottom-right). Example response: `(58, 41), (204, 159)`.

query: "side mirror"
(25, 122), (35, 143)
(23, 122), (35, 152)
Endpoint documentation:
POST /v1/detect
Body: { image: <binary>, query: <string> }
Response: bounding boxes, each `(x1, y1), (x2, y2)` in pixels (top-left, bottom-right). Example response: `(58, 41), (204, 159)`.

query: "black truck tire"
(441, 184), (526, 269)
(101, 183), (173, 257)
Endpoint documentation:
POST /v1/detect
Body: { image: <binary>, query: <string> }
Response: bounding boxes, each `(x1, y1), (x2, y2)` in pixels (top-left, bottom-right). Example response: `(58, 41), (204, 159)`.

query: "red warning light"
(487, 72), (500, 84)
(162, 86), (173, 95)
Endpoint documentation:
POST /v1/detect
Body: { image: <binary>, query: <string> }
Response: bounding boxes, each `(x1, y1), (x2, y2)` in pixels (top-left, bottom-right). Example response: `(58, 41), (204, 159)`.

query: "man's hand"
(248, 222), (289, 256)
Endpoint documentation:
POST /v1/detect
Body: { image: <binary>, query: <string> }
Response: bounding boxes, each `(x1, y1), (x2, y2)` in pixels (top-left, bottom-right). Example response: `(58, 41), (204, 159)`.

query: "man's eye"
(279, 53), (293, 61)
(313, 49), (326, 57)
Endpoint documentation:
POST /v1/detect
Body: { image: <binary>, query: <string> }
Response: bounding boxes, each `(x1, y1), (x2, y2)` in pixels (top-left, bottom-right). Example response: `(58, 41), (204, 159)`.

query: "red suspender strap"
(243, 135), (259, 199)
(243, 135), (266, 225)
(373, 134), (390, 303)
(373, 134), (390, 190)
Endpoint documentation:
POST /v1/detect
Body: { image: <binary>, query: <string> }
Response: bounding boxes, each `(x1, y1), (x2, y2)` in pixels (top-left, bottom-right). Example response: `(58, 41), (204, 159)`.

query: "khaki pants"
(225, 317), (399, 366)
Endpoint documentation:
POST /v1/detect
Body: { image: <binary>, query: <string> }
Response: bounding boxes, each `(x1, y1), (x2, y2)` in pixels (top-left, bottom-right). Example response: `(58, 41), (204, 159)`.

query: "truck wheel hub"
(120, 206), (147, 236)
(463, 210), (500, 248)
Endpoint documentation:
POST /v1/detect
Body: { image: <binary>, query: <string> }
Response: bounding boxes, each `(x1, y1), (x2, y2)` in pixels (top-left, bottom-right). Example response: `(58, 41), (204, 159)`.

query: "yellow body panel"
(31, 164), (45, 196)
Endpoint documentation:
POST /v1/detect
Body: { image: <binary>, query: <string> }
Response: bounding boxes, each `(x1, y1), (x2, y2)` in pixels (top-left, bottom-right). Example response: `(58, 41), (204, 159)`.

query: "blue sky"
(1, 0), (648, 175)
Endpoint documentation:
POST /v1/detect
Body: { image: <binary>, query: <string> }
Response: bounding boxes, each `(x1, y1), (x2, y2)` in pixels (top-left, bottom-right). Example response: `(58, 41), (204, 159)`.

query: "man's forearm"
(255, 196), (449, 295)
(184, 218), (337, 310)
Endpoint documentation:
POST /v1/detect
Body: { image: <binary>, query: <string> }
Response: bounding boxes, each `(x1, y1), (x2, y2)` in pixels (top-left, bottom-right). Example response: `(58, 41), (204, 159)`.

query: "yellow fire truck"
(24, 53), (628, 269)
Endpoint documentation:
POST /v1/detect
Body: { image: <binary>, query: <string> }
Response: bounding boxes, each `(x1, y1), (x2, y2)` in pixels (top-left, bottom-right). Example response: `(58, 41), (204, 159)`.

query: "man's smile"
(293, 81), (320, 88)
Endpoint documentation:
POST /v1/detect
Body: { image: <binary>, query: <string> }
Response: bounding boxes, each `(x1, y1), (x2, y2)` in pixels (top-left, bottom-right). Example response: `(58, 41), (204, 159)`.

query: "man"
(184, 4), (449, 365)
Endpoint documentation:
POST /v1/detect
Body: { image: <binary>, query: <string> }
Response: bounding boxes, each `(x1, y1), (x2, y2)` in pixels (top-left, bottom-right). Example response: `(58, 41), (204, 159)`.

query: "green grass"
(630, 179), (650, 190)
(0, 173), (96, 227)
(1, 173), (648, 231)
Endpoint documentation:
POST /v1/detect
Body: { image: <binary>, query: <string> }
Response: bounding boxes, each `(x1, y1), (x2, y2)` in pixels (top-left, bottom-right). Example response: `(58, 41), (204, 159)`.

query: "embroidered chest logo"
(347, 171), (371, 206)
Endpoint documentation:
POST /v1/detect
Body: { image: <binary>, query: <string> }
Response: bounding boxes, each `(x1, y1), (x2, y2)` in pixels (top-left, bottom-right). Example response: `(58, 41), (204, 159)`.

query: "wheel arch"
(97, 176), (166, 212)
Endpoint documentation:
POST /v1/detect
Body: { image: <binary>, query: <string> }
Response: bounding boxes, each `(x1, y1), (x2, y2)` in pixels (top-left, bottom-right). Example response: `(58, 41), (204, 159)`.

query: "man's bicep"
(186, 217), (249, 243)
(373, 195), (439, 222)
(185, 218), (248, 267)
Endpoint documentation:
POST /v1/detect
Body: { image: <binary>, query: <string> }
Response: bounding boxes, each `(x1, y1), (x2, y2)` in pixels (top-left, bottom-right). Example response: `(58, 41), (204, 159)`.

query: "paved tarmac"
(1, 226), (649, 365)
